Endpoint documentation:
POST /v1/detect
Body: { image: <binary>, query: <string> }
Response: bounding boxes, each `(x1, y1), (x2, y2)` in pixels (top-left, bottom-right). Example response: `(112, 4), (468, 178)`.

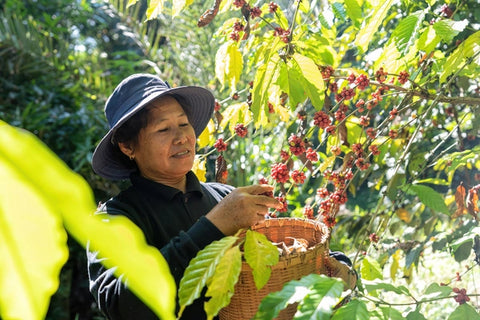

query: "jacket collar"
(129, 171), (203, 201)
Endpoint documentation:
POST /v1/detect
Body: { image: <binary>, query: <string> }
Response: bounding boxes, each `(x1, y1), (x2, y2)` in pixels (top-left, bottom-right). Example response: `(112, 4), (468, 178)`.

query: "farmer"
(87, 73), (283, 319)
(87, 73), (356, 320)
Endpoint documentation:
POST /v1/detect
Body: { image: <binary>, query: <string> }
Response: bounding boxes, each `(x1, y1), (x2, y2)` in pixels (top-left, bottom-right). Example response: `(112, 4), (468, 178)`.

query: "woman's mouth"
(173, 150), (190, 157)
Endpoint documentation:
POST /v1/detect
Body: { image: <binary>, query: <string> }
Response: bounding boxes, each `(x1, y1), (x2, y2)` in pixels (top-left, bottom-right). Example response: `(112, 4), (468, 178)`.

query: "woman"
(87, 73), (283, 319)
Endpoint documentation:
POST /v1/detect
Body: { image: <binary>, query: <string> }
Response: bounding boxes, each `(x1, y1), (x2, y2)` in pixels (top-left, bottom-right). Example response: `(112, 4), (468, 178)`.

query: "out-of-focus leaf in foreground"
(0, 121), (175, 320)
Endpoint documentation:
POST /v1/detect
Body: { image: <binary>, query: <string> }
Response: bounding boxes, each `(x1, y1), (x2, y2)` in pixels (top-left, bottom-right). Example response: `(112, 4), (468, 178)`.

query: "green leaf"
(254, 274), (340, 320)
(416, 25), (441, 53)
(318, 12), (333, 29)
(421, 283), (452, 301)
(244, 230), (279, 290)
(204, 246), (242, 320)
(405, 243), (423, 269)
(453, 240), (473, 262)
(332, 2), (347, 22)
(294, 277), (344, 320)
(390, 10), (425, 55)
(251, 49), (282, 126)
(413, 178), (450, 186)
(0, 121), (176, 320)
(448, 303), (480, 320)
(291, 53), (325, 109)
(440, 31), (480, 83)
(331, 299), (369, 320)
(361, 256), (383, 281)
(277, 62), (307, 109)
(406, 309), (427, 320)
(379, 306), (405, 320)
(354, 0), (395, 53)
(362, 279), (411, 296)
(433, 19), (469, 43)
(410, 184), (450, 215)
(178, 236), (238, 316)
(344, 0), (363, 27)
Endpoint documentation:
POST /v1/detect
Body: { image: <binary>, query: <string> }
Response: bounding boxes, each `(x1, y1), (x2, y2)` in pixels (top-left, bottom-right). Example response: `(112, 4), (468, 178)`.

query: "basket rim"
(244, 217), (330, 265)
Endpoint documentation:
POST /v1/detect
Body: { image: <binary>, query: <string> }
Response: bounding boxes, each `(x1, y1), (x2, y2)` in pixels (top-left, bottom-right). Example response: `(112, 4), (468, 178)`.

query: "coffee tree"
(125, 0), (480, 318)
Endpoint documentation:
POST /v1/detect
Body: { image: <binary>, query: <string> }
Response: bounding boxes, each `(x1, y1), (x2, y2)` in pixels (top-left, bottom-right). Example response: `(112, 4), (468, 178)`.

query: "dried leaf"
(215, 155), (228, 184)
(338, 122), (349, 147)
(466, 186), (479, 220)
(452, 183), (466, 218)
(197, 0), (222, 27)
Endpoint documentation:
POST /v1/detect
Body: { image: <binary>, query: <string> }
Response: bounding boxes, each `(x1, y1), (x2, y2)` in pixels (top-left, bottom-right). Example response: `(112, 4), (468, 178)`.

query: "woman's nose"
(173, 128), (188, 144)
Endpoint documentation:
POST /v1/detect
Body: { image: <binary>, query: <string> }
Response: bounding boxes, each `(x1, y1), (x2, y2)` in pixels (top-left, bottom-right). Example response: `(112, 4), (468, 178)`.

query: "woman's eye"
(180, 123), (189, 127)
(157, 128), (168, 132)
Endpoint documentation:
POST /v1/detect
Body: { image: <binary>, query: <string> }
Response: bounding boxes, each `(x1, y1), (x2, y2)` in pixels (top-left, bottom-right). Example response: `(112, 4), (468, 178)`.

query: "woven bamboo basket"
(219, 218), (330, 320)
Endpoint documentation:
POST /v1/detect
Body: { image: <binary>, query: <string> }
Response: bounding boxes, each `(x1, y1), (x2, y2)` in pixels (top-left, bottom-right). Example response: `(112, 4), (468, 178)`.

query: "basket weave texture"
(219, 218), (330, 320)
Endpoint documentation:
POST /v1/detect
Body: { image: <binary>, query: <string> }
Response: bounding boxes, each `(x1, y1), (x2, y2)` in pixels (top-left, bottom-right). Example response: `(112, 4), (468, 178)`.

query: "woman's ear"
(118, 142), (135, 160)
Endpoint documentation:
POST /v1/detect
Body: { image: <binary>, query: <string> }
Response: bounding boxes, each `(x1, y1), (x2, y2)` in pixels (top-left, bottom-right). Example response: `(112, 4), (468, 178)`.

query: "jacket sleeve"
(87, 198), (226, 319)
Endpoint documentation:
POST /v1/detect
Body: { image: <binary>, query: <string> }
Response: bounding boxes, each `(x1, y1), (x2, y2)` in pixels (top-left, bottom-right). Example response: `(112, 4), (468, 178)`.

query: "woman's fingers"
(239, 184), (274, 195)
(237, 185), (282, 209)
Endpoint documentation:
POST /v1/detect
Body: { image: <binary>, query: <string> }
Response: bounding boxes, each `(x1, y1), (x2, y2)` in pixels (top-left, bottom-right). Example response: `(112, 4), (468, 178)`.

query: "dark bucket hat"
(92, 73), (215, 180)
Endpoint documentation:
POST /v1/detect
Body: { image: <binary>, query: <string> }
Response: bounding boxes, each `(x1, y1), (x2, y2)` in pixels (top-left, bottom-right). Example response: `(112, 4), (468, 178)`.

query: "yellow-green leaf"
(204, 246), (242, 320)
(360, 255), (383, 281)
(0, 157), (68, 320)
(354, 0), (395, 53)
(126, 0), (140, 8)
(250, 39), (282, 126)
(192, 157), (207, 182)
(0, 121), (176, 320)
(244, 230), (279, 290)
(215, 42), (243, 92)
(215, 42), (229, 90)
(197, 119), (216, 149)
(172, 0), (194, 17)
(146, 0), (166, 20)
(219, 102), (252, 133)
(292, 53), (325, 109)
(390, 250), (401, 281)
(440, 31), (480, 83)
(178, 236), (239, 316)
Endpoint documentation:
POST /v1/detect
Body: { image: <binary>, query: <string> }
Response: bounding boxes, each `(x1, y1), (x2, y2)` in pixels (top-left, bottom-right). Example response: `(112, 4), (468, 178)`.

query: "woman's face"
(128, 96), (196, 183)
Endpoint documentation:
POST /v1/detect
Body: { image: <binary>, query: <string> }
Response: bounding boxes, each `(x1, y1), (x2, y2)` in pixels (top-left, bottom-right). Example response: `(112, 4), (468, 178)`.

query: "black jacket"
(87, 171), (234, 320)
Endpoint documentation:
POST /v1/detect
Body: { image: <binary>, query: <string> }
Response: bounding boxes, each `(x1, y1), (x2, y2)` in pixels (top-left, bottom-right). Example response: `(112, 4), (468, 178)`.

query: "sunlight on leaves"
(360, 256), (383, 281)
(204, 246), (242, 320)
(244, 230), (279, 290)
(146, 0), (166, 20)
(355, 0), (395, 53)
(192, 157), (207, 182)
(0, 122), (176, 320)
(178, 236), (238, 317)
(295, 276), (343, 319)
(448, 303), (480, 320)
(0, 152), (68, 320)
(331, 299), (369, 320)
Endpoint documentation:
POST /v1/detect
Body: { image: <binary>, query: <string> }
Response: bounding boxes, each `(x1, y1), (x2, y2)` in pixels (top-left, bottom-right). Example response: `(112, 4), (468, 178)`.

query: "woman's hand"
(206, 184), (283, 236)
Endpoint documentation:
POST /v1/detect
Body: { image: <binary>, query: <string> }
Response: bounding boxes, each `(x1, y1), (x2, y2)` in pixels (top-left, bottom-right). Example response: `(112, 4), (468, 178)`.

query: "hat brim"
(92, 85), (214, 180)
